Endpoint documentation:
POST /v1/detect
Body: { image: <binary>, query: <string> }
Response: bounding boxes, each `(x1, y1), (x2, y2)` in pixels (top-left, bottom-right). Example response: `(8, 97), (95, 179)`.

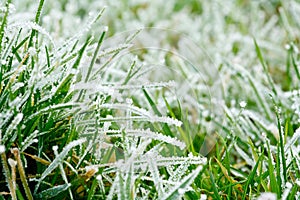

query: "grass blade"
(162, 165), (202, 200)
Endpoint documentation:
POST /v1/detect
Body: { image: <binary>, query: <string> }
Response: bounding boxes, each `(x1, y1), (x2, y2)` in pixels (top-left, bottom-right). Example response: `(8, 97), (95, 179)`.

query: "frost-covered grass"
(0, 0), (300, 199)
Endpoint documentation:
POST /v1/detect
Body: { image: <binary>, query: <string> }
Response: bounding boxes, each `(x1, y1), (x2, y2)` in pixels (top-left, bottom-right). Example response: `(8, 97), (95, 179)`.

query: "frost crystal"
(178, 188), (185, 194)
(85, 165), (99, 174)
(257, 192), (277, 200)
(28, 47), (37, 56)
(286, 182), (292, 189)
(0, 145), (5, 154)
(8, 3), (16, 13)
(200, 194), (207, 200)
(52, 145), (59, 151)
(285, 44), (291, 50)
(8, 158), (17, 167)
(239, 101), (247, 108)
(296, 180), (300, 187)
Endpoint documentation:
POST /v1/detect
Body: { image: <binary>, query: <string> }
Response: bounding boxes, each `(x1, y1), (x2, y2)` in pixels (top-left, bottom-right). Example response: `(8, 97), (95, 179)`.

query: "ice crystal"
(257, 192), (277, 200)
(34, 138), (86, 192)
(239, 101), (247, 108)
(28, 47), (36, 56)
(0, 145), (5, 154)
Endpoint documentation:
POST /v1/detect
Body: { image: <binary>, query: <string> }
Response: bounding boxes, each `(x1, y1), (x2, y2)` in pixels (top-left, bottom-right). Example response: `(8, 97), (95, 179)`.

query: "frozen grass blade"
(34, 183), (71, 199)
(34, 138), (86, 193)
(103, 129), (185, 149)
(254, 39), (277, 96)
(0, 0), (11, 54)
(28, 0), (45, 49)
(161, 165), (202, 200)
(77, 29), (107, 101)
(125, 164), (134, 200)
(270, 95), (287, 183)
(118, 171), (126, 200)
(91, 29), (141, 78)
(8, 159), (17, 199)
(53, 146), (73, 200)
(85, 30), (106, 82)
(143, 89), (175, 136)
(148, 153), (165, 198)
(87, 178), (98, 200)
(290, 48), (300, 80)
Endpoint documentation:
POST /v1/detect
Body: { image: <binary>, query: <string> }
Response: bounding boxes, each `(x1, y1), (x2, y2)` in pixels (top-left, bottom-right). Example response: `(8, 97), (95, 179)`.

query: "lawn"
(0, 0), (300, 199)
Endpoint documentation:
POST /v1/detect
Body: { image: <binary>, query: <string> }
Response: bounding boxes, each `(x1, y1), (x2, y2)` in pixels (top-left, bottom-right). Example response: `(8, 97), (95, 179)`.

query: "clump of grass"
(0, 0), (207, 199)
(1, 0), (300, 199)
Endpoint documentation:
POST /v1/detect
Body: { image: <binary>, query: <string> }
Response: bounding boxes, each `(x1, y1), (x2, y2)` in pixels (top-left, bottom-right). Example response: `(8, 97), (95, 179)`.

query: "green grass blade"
(142, 88), (173, 136)
(87, 178), (98, 200)
(266, 140), (279, 195)
(242, 153), (263, 199)
(28, 0), (45, 49)
(125, 164), (134, 200)
(290, 51), (300, 80)
(35, 183), (71, 199)
(254, 39), (277, 96)
(148, 154), (164, 197)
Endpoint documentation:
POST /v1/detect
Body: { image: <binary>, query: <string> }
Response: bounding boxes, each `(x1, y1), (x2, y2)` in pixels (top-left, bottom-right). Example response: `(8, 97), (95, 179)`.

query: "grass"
(0, 0), (300, 199)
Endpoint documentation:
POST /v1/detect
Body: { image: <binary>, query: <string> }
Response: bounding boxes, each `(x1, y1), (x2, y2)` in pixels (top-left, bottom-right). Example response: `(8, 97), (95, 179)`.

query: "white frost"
(0, 145), (5, 154)
(257, 192), (277, 200)
(239, 101), (247, 108)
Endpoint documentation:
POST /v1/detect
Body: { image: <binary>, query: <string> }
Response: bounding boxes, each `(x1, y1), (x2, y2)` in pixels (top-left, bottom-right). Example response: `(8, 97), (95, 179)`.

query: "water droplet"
(257, 192), (277, 200)
(126, 98), (133, 104)
(200, 194), (207, 200)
